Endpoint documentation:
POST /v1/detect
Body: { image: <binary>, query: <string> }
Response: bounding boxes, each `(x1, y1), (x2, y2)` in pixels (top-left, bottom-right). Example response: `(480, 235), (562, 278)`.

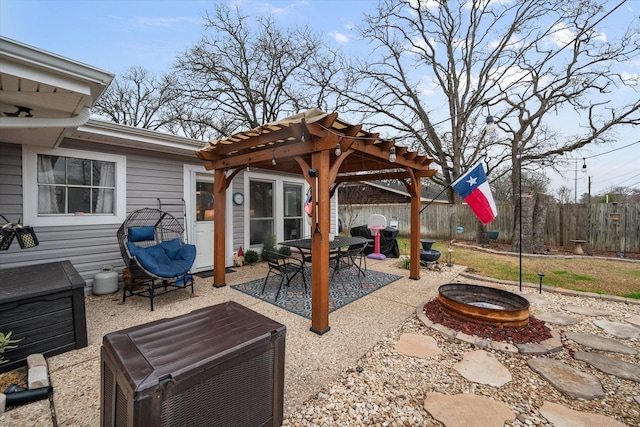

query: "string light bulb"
(335, 143), (341, 156)
(389, 146), (397, 163)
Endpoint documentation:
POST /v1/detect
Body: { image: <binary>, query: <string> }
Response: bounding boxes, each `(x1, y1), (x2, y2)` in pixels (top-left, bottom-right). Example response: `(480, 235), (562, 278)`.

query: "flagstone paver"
(539, 401), (628, 427)
(527, 358), (605, 399)
(523, 294), (551, 305)
(593, 319), (640, 339)
(626, 314), (640, 327)
(453, 350), (512, 386)
(535, 311), (581, 325)
(564, 331), (637, 355)
(562, 304), (611, 316)
(574, 351), (640, 382)
(394, 333), (442, 358)
(424, 392), (515, 427)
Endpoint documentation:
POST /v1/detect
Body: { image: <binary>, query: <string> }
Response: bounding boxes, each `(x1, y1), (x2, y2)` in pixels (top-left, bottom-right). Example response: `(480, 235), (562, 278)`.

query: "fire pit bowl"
(438, 283), (530, 328)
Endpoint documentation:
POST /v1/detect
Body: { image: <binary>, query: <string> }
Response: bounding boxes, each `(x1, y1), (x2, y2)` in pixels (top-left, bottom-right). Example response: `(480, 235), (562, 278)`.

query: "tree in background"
(172, 3), (341, 139)
(325, 0), (639, 252)
(93, 66), (181, 132)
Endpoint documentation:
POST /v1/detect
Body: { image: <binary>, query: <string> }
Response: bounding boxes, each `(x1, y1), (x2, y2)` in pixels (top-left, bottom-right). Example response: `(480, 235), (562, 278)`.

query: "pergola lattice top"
(196, 108), (435, 181)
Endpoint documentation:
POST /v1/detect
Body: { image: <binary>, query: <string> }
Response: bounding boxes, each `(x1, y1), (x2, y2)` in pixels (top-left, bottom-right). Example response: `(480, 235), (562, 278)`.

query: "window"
(249, 180), (274, 245)
(283, 182), (303, 240)
(23, 146), (126, 226)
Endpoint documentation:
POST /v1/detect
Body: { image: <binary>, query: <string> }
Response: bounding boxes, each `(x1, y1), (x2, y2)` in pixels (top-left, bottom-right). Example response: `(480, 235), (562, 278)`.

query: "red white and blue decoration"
(452, 163), (497, 225)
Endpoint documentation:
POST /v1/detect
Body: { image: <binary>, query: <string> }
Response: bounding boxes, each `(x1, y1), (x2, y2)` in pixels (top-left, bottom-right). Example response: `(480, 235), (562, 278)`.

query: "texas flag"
(452, 163), (497, 225)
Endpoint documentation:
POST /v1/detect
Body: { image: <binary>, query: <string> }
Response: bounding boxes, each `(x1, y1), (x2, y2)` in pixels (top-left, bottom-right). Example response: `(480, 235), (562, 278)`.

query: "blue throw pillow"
(176, 244), (196, 264)
(161, 238), (183, 260)
(128, 226), (155, 242)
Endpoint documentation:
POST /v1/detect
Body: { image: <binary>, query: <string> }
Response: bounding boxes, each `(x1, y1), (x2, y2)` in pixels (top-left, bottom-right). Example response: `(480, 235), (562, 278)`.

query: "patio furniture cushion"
(126, 241), (196, 279)
(128, 226), (155, 242)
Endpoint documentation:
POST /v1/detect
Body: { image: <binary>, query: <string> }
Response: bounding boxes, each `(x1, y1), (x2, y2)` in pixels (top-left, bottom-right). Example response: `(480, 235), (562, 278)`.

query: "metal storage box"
(100, 301), (286, 427)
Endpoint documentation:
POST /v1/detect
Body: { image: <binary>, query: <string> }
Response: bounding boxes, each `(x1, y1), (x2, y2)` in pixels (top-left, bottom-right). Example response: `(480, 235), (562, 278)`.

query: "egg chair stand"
(117, 208), (196, 311)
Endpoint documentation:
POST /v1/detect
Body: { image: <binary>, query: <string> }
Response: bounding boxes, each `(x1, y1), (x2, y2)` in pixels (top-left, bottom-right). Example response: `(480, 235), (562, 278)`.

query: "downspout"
(0, 107), (91, 128)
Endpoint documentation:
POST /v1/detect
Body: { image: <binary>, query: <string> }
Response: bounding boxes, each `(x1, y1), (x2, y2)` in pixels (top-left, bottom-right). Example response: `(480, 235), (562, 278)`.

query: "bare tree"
(173, 3), (338, 137)
(93, 66), (180, 131)
(329, 0), (639, 251)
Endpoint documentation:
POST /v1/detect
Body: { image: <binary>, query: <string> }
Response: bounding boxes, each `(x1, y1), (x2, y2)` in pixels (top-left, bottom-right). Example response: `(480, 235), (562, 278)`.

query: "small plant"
(0, 331), (22, 365)
(397, 255), (411, 270)
(278, 246), (291, 256)
(244, 249), (260, 264)
(261, 233), (277, 260)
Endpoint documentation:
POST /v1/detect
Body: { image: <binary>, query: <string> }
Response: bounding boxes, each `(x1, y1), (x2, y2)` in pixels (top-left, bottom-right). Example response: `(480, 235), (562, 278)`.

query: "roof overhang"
(0, 36), (114, 147)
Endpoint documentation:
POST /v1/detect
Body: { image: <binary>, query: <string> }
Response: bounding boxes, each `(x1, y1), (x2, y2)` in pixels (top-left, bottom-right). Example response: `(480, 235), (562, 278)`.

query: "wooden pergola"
(196, 108), (437, 334)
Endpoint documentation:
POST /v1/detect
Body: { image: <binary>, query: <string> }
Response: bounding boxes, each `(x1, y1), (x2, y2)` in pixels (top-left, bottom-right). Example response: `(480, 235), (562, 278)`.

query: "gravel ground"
(282, 280), (640, 427)
(2, 256), (639, 426)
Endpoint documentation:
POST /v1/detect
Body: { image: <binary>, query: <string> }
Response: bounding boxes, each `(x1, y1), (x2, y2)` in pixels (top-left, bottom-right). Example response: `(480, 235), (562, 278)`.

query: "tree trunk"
(532, 193), (551, 253)
(511, 193), (534, 253)
(476, 221), (488, 245)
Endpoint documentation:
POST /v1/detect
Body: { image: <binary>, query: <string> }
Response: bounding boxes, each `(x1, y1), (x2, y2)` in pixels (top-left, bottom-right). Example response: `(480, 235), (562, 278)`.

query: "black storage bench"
(101, 301), (286, 427)
(0, 260), (88, 373)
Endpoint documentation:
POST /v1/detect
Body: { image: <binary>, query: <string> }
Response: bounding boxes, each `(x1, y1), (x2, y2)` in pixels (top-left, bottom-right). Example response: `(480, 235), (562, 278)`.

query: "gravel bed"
(283, 284), (640, 426)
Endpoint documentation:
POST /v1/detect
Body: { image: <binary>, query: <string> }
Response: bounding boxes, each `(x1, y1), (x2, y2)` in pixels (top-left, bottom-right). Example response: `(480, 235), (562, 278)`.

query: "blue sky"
(1, 0), (638, 194)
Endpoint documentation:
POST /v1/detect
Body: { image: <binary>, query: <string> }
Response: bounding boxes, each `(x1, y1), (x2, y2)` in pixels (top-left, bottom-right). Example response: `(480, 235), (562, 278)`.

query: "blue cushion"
(126, 241), (143, 258)
(128, 226), (155, 242)
(161, 238), (183, 259)
(176, 244), (196, 264)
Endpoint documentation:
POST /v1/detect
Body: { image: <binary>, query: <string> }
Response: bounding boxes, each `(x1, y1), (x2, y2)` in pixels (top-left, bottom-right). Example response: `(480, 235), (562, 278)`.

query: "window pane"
(93, 161), (115, 187)
(67, 157), (91, 185)
(38, 186), (65, 214)
(283, 183), (302, 217)
(68, 187), (91, 214)
(249, 219), (274, 246)
(37, 155), (66, 184)
(284, 218), (301, 240)
(92, 188), (115, 213)
(250, 181), (273, 218)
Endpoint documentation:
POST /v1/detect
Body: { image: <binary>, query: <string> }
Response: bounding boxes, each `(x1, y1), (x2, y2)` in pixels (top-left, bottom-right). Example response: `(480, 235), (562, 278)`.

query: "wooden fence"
(339, 202), (640, 253)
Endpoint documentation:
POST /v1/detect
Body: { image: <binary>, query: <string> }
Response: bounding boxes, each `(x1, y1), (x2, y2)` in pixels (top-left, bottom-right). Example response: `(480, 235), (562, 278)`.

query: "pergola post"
(310, 150), (331, 334)
(213, 168), (227, 287)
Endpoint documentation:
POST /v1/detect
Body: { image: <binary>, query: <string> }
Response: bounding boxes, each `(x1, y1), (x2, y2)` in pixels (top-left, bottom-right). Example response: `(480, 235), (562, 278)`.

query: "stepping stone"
(593, 319), (640, 339)
(564, 332), (637, 355)
(453, 350), (512, 387)
(562, 304), (610, 316)
(394, 333), (442, 358)
(540, 401), (628, 427)
(574, 351), (640, 382)
(626, 314), (640, 328)
(536, 312), (580, 326)
(424, 392), (515, 427)
(528, 358), (604, 399)
(523, 294), (551, 305)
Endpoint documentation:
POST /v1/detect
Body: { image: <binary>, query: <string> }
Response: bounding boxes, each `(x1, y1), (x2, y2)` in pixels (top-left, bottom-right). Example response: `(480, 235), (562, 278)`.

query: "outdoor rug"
(231, 267), (402, 319)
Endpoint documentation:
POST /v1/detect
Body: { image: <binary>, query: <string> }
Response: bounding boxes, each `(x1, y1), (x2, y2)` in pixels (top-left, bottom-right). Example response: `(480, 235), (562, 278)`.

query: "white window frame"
(23, 145), (126, 226)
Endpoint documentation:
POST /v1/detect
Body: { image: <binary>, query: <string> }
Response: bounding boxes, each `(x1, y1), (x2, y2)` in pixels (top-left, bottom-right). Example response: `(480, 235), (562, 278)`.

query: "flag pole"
(419, 182), (452, 215)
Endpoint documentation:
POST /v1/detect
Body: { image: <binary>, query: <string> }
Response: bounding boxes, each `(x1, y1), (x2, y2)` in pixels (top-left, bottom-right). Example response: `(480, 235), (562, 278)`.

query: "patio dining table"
(279, 235), (372, 274)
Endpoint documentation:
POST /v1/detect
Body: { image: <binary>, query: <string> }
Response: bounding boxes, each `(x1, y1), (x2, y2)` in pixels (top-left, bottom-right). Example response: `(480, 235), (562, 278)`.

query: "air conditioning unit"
(100, 301), (286, 427)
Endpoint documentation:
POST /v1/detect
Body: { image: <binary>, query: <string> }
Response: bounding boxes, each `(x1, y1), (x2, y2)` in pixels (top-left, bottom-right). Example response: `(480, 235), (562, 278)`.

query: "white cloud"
(136, 16), (203, 27)
(549, 23), (575, 47)
(328, 31), (349, 44)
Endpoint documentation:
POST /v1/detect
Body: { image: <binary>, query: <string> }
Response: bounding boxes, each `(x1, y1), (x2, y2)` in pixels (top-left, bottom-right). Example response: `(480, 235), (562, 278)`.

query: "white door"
(194, 173), (214, 272)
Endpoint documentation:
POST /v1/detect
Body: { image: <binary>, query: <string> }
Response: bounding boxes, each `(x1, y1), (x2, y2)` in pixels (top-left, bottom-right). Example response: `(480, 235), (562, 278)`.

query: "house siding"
(0, 139), (203, 291)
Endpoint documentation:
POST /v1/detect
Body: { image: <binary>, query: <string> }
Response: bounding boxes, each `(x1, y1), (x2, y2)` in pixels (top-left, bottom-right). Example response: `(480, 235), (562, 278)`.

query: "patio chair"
(331, 242), (368, 281)
(261, 250), (307, 300)
(116, 208), (196, 310)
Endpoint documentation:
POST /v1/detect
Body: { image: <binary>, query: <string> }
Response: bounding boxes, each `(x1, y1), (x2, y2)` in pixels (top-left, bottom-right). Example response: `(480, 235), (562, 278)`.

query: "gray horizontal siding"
(1, 138), (203, 291)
